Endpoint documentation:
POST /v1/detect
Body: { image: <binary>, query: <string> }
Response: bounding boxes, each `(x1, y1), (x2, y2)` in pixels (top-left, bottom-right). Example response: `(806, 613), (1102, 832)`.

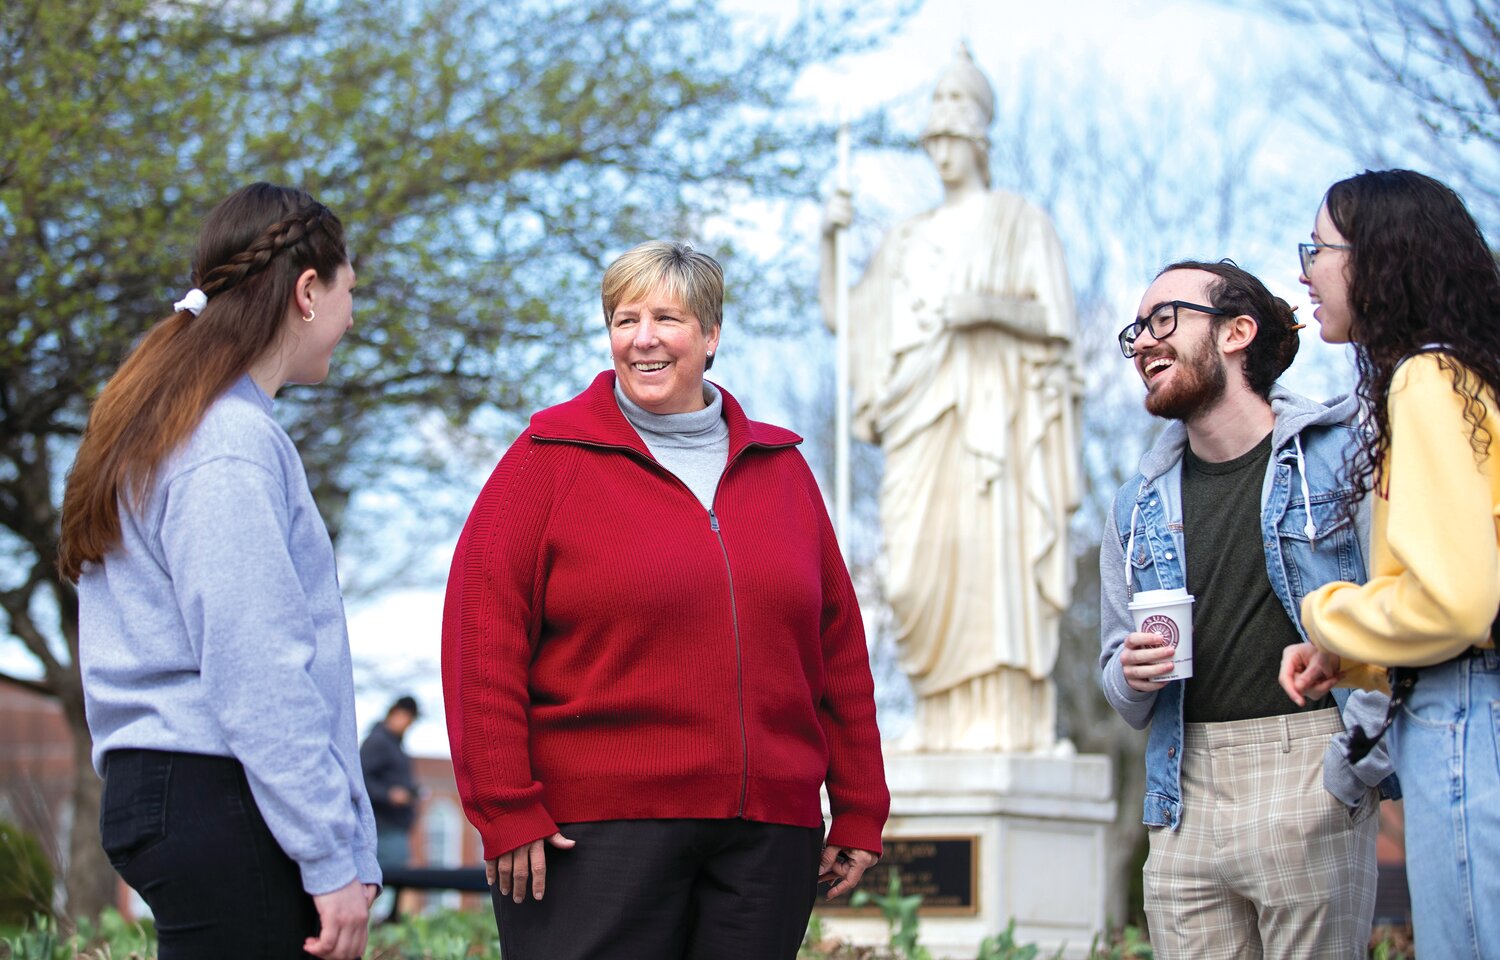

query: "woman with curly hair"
(60, 183), (379, 960)
(1280, 169), (1500, 958)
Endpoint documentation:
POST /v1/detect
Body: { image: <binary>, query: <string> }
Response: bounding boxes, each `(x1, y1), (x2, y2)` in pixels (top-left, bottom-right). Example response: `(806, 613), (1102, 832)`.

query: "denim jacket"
(1098, 386), (1398, 829)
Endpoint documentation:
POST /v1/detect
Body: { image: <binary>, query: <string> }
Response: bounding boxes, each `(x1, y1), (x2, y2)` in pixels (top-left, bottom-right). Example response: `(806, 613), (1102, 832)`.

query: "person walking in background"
(59, 183), (379, 960)
(361, 695), (421, 874)
(442, 241), (889, 960)
(1283, 169), (1500, 959)
(1099, 260), (1393, 959)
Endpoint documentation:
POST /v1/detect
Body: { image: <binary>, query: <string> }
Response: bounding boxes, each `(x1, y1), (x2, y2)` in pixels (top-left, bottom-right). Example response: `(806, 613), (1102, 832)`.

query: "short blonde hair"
(601, 240), (724, 338)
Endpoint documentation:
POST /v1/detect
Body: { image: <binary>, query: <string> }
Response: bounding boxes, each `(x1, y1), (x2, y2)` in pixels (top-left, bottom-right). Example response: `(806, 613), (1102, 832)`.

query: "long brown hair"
(58, 183), (347, 581)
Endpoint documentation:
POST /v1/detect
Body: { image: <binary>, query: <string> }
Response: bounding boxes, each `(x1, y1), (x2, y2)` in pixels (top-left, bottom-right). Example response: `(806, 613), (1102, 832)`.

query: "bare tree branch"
(0, 669), (56, 698)
(1238, 0), (1500, 220)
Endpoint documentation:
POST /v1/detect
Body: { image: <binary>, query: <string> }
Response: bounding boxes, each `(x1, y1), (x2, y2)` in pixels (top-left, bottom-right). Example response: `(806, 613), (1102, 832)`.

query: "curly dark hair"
(1157, 258), (1302, 399)
(1324, 169), (1500, 503)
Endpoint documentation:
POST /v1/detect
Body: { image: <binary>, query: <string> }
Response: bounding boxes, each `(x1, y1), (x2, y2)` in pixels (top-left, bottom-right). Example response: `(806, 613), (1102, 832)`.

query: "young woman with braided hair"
(1281, 169), (1500, 959)
(59, 183), (378, 960)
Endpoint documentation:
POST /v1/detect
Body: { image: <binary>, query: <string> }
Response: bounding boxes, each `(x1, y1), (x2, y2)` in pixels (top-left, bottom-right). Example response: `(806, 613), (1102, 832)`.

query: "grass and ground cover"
(0, 886), (1415, 960)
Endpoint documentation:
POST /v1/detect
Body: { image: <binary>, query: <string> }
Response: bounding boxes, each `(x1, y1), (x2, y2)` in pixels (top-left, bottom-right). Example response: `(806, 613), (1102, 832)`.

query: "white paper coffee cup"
(1128, 587), (1195, 681)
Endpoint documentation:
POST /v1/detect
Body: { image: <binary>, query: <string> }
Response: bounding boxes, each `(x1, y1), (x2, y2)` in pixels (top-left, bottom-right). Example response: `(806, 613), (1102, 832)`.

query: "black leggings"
(100, 749), (320, 959)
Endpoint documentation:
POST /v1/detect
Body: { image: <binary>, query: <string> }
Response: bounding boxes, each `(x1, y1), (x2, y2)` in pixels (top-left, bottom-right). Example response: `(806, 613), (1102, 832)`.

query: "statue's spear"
(833, 113), (852, 563)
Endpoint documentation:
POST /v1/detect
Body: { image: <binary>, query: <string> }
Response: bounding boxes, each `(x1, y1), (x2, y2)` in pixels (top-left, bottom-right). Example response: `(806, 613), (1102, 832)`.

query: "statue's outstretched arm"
(941, 293), (1070, 346)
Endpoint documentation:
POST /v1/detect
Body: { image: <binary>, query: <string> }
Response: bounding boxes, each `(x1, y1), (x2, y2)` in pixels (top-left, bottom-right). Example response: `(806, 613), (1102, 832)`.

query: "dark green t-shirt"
(1181, 431), (1332, 723)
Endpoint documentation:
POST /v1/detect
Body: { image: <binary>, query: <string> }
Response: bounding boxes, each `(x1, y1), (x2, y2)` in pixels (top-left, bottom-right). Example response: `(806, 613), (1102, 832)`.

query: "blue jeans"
(375, 827), (410, 870)
(1391, 648), (1500, 959)
(371, 829), (410, 919)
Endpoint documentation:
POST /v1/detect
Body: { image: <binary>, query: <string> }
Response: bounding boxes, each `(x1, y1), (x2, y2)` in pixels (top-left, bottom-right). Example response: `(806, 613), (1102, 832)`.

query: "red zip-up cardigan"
(442, 372), (889, 860)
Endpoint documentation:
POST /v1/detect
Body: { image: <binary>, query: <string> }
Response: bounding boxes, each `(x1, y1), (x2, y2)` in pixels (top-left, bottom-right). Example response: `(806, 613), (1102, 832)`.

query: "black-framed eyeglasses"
(1117, 301), (1226, 358)
(1298, 241), (1351, 276)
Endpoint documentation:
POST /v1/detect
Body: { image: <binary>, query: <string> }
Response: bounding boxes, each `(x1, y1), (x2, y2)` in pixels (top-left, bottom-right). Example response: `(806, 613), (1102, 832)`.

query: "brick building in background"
(0, 678), (485, 917)
(407, 755), (487, 912)
(0, 677), (75, 904)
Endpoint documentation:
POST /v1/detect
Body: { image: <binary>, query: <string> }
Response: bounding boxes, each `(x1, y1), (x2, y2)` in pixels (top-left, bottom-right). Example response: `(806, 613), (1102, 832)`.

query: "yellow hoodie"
(1302, 352), (1500, 688)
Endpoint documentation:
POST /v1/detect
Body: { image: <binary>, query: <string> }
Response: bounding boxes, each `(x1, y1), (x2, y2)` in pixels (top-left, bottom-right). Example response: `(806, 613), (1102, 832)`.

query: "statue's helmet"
(921, 41), (994, 145)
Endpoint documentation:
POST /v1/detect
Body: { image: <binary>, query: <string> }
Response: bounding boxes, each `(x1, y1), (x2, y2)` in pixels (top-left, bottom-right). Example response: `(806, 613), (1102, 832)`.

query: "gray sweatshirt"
(79, 374), (380, 895)
(615, 380), (729, 508)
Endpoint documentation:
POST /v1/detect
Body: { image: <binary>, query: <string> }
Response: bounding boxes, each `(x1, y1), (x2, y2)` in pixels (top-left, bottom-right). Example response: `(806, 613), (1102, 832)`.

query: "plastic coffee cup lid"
(1129, 593), (1194, 609)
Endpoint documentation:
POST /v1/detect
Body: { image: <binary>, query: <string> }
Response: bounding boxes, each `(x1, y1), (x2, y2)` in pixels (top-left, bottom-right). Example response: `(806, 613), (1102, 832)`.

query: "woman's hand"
(1120, 631), (1177, 693)
(818, 845), (879, 899)
(1280, 641), (1343, 706)
(486, 831), (576, 903)
(304, 878), (370, 960)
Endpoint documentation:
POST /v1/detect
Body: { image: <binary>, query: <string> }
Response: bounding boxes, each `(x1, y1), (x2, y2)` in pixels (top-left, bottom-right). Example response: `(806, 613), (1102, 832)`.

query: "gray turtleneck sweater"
(614, 381), (729, 509)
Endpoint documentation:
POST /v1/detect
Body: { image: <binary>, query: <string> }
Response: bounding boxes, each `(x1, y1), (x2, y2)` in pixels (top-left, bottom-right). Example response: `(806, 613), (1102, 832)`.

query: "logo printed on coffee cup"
(1141, 614), (1179, 649)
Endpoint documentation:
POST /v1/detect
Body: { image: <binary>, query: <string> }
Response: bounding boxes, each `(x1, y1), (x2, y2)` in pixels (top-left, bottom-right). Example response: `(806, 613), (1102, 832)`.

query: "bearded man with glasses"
(1098, 259), (1396, 960)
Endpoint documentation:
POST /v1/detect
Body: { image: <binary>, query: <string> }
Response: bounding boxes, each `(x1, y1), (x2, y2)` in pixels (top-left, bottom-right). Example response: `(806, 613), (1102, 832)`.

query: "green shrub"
(849, 871), (929, 960)
(0, 910), (155, 960)
(0, 822), (53, 926)
(74, 909), (156, 959)
(367, 909), (500, 960)
(977, 919), (1066, 960)
(1086, 924), (1153, 959)
(0, 906), (1415, 960)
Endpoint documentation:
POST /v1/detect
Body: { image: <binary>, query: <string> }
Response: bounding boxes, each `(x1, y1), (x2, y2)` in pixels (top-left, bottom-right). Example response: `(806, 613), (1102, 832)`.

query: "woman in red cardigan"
(442, 241), (890, 960)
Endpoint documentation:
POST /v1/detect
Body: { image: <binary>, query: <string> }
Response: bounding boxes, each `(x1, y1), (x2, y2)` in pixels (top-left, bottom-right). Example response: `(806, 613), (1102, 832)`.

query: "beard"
(1143, 338), (1228, 421)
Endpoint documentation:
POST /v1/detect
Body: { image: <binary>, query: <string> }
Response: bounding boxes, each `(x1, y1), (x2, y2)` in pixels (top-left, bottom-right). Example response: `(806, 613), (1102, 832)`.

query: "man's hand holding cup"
(1122, 630), (1179, 693)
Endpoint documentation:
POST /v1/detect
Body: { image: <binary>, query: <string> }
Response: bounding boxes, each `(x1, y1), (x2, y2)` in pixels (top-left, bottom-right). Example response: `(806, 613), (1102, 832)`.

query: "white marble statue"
(820, 43), (1080, 753)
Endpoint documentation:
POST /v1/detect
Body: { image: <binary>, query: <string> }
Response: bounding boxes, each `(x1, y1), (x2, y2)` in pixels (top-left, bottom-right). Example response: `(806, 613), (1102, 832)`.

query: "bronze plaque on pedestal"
(818, 835), (978, 916)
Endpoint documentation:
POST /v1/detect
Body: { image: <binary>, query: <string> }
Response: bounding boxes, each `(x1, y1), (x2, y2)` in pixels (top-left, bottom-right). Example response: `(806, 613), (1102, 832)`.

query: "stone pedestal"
(820, 750), (1116, 959)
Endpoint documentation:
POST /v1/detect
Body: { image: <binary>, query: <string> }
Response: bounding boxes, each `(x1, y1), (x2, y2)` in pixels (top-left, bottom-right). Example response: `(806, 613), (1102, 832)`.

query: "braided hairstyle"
(1324, 169), (1500, 505)
(1157, 258), (1302, 399)
(59, 183), (346, 580)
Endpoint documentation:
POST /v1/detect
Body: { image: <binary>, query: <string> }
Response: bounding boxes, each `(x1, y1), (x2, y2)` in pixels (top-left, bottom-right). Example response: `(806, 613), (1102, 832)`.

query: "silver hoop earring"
(302, 309), (316, 323)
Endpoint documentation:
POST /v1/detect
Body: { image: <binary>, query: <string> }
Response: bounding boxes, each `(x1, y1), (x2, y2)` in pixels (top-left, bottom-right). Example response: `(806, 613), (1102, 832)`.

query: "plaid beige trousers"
(1144, 707), (1379, 960)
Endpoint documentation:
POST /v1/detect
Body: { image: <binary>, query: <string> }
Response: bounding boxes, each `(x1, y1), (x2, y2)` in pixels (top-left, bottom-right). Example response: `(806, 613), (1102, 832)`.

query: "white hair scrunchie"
(173, 288), (208, 316)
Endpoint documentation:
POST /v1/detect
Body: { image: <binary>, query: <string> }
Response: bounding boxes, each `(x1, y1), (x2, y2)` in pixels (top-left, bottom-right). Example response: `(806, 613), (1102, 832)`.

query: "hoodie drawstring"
(1293, 434), (1317, 543)
(1125, 479), (1147, 592)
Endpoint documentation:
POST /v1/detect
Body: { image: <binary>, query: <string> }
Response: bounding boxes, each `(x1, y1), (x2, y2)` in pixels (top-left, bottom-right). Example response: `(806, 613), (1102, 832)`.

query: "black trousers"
(492, 818), (823, 960)
(100, 749), (320, 959)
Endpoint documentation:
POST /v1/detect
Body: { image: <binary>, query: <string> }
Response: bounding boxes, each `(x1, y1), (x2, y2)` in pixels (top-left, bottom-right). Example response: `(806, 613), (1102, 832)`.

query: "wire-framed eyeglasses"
(1118, 301), (1226, 358)
(1298, 241), (1351, 276)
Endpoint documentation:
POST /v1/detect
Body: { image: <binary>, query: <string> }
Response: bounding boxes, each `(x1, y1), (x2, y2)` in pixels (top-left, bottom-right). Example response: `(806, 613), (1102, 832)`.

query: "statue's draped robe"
(849, 191), (1079, 752)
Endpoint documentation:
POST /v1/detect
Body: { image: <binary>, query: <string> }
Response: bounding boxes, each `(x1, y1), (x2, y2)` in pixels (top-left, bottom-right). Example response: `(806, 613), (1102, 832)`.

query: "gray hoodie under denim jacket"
(1099, 385), (1398, 830)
